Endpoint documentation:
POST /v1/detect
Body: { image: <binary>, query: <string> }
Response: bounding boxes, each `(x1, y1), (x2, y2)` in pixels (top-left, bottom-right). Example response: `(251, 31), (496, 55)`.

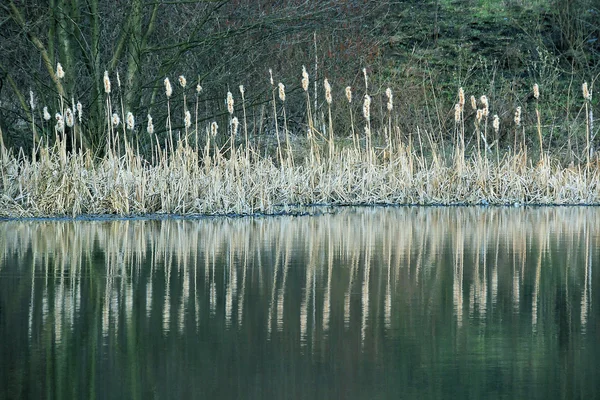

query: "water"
(1, 207), (598, 399)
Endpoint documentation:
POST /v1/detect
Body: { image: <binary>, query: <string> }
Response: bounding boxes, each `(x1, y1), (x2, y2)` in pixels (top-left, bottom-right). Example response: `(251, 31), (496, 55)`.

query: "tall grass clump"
(1, 59), (600, 218)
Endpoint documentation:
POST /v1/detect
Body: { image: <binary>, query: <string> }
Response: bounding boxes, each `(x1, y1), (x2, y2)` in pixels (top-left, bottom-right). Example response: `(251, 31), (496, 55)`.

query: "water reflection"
(1, 207), (599, 399)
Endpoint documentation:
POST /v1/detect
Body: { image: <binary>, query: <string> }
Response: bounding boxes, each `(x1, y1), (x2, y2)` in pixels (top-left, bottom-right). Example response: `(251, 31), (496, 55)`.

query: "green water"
(1, 207), (598, 399)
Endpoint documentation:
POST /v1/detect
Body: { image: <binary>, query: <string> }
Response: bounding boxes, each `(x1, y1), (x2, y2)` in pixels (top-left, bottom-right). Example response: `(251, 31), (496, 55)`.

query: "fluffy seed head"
(324, 79), (332, 104)
(301, 66), (309, 92)
(179, 75), (187, 88)
(239, 85), (245, 96)
(363, 94), (371, 120)
(103, 71), (111, 94)
(458, 87), (465, 109)
(55, 113), (64, 132)
(269, 69), (274, 86)
(232, 116), (239, 136)
(362, 67), (368, 90)
(476, 109), (483, 123)
(345, 86), (352, 103)
(116, 71), (121, 88)
(583, 82), (592, 101)
(147, 114), (154, 135)
(126, 112), (134, 131)
(480, 95), (489, 117)
(196, 84), (202, 94)
(493, 114), (500, 132)
(210, 121), (218, 137)
(514, 107), (521, 126)
(184, 110), (191, 129)
(112, 113), (120, 127)
(65, 108), (74, 128)
(56, 63), (64, 79)
(227, 91), (234, 114)
(278, 83), (286, 102)
(386, 87), (393, 111)
(470, 95), (477, 111)
(454, 103), (461, 123)
(76, 102), (83, 123)
(164, 77), (172, 98)
(43, 106), (51, 121)
(29, 90), (35, 110)
(533, 83), (540, 100)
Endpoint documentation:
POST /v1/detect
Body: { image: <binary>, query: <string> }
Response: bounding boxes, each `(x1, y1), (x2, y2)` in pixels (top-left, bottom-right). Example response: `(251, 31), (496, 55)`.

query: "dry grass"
(1, 70), (599, 218)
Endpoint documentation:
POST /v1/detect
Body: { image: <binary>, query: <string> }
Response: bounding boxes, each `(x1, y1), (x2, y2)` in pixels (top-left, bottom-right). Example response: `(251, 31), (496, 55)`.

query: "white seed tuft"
(126, 112), (135, 131)
(164, 77), (172, 98)
(103, 71), (111, 94)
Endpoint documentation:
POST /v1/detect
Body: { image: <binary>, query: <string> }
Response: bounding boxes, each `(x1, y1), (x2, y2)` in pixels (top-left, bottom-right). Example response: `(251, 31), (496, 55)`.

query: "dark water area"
(1, 207), (599, 399)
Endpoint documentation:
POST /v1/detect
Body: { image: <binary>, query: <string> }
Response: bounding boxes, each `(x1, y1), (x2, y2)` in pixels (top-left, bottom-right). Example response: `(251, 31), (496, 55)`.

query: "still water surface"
(1, 207), (598, 399)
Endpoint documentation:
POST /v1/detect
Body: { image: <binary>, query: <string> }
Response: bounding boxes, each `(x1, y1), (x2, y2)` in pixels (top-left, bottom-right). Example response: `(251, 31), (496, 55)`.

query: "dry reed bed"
(1, 138), (599, 218)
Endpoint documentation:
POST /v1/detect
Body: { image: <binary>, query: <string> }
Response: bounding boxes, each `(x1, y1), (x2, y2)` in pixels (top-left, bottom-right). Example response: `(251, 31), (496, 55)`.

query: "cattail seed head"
(65, 108), (74, 128)
(583, 82), (592, 101)
(458, 87), (465, 109)
(232, 116), (239, 136)
(493, 114), (500, 132)
(239, 85), (245, 96)
(126, 112), (134, 131)
(227, 91), (234, 114)
(55, 113), (64, 132)
(278, 83), (286, 102)
(533, 83), (540, 100)
(470, 95), (477, 111)
(29, 90), (35, 110)
(345, 86), (352, 103)
(476, 109), (483, 123)
(210, 121), (218, 137)
(184, 110), (191, 129)
(103, 71), (111, 94)
(164, 77), (172, 98)
(112, 113), (120, 127)
(116, 71), (121, 88)
(363, 94), (371, 120)
(56, 63), (64, 79)
(386, 87), (393, 111)
(301, 66), (309, 92)
(179, 75), (187, 88)
(269, 69), (274, 86)
(514, 107), (521, 126)
(147, 114), (154, 135)
(324, 79), (332, 104)
(196, 84), (202, 94)
(362, 67), (368, 90)
(454, 103), (461, 123)
(480, 95), (489, 117)
(43, 106), (51, 121)
(76, 102), (83, 123)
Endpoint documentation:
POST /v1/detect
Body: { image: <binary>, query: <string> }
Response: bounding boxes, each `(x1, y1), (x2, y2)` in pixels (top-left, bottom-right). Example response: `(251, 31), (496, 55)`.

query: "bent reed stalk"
(1, 67), (600, 218)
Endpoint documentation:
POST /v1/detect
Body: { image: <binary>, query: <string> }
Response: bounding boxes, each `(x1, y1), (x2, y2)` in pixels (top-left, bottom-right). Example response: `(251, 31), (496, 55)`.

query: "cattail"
(116, 71), (121, 88)
(239, 85), (244, 96)
(147, 114), (154, 135)
(103, 71), (111, 94)
(386, 87), (393, 111)
(55, 113), (64, 131)
(179, 75), (187, 88)
(362, 67), (368, 90)
(43, 106), (51, 121)
(480, 95), (489, 117)
(56, 63), (64, 79)
(324, 79), (332, 104)
(232, 116), (239, 136)
(470, 95), (477, 111)
(278, 83), (286, 102)
(345, 86), (352, 103)
(454, 103), (461, 123)
(583, 82), (592, 101)
(301, 66), (309, 92)
(210, 121), (218, 137)
(363, 94), (371, 120)
(514, 107), (521, 126)
(126, 112), (134, 131)
(493, 114), (500, 132)
(533, 83), (540, 100)
(112, 113), (120, 127)
(164, 77), (172, 98)
(29, 90), (35, 110)
(184, 110), (191, 129)
(227, 91), (235, 114)
(65, 108), (74, 128)
(196, 84), (202, 94)
(269, 69), (274, 86)
(476, 109), (483, 123)
(76, 102), (83, 123)
(458, 87), (465, 109)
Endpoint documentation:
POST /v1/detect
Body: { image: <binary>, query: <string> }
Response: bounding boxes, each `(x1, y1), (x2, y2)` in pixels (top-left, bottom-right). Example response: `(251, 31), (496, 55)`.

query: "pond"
(1, 207), (598, 399)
